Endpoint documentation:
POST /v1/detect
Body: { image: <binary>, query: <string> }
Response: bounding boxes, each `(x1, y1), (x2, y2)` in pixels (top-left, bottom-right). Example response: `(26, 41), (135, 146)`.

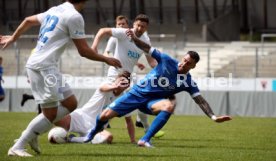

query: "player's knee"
(100, 109), (117, 121)
(61, 96), (78, 112)
(100, 111), (111, 121)
(163, 102), (175, 113)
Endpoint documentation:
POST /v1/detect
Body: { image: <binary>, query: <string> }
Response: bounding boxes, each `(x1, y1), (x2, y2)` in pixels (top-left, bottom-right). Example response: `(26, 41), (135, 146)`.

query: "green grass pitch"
(0, 112), (275, 161)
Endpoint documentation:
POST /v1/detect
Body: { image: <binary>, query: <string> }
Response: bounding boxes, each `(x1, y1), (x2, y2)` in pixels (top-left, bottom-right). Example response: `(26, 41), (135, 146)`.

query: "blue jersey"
(130, 48), (200, 98)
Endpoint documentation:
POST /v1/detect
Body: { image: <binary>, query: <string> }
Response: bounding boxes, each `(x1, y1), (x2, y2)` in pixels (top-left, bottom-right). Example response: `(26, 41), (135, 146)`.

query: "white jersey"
(26, 2), (85, 70)
(105, 36), (117, 54)
(107, 28), (151, 77)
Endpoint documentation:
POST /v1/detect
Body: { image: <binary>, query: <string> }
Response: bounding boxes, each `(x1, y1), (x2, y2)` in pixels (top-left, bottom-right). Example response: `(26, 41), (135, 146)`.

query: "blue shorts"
(107, 92), (165, 117)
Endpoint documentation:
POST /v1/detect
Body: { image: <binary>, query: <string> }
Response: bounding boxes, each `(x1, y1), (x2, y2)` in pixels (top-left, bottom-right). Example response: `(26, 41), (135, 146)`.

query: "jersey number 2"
(39, 15), (59, 43)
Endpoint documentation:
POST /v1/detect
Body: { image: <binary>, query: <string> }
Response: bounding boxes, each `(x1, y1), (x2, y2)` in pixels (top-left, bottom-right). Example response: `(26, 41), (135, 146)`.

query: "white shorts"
(26, 67), (72, 107)
(69, 109), (96, 136)
(69, 109), (108, 144)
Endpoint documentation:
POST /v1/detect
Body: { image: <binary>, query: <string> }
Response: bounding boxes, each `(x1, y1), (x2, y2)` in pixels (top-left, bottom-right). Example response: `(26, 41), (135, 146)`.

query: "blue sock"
(141, 111), (171, 142)
(85, 115), (108, 142)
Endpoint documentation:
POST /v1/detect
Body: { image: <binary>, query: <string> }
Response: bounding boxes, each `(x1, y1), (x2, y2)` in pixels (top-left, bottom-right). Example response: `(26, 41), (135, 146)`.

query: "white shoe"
(8, 148), (33, 157)
(29, 137), (41, 154)
(137, 140), (154, 148)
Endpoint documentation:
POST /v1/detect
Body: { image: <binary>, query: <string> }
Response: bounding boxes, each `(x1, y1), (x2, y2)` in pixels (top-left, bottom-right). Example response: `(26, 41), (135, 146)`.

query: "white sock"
(137, 111), (149, 130)
(69, 136), (86, 143)
(53, 105), (70, 123)
(12, 114), (52, 150)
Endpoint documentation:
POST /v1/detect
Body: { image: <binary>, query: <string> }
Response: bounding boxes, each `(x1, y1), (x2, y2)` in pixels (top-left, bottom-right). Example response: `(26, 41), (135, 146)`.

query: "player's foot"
(137, 140), (154, 148)
(135, 121), (144, 128)
(153, 130), (165, 138)
(29, 137), (41, 154)
(21, 94), (30, 106)
(8, 148), (33, 157)
(66, 133), (76, 142)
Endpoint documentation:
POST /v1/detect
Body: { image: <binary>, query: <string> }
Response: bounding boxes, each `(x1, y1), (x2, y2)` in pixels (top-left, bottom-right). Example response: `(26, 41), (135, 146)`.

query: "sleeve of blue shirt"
(148, 47), (162, 62)
(185, 75), (201, 97)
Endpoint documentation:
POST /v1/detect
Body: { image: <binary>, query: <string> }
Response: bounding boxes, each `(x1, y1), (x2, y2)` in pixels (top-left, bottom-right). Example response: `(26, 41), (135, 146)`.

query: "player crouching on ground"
(54, 71), (131, 144)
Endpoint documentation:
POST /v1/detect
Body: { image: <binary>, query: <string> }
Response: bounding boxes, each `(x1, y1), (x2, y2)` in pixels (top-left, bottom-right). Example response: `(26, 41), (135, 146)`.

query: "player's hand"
(0, 35), (14, 49)
(105, 57), (122, 68)
(117, 78), (129, 88)
(136, 63), (145, 70)
(126, 29), (136, 40)
(213, 115), (232, 123)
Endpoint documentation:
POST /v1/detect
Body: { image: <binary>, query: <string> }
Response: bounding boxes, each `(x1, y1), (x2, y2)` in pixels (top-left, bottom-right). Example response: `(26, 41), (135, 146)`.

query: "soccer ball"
(48, 127), (67, 144)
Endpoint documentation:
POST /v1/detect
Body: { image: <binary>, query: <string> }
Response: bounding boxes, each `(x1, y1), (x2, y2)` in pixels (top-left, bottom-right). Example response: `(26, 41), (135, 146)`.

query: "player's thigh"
(149, 99), (175, 114)
(70, 110), (94, 136)
(108, 93), (144, 117)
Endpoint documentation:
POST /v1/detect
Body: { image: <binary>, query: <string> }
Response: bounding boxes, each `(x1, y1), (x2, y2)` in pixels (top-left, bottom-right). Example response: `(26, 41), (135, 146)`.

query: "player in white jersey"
(94, 14), (165, 139)
(104, 15), (147, 143)
(0, 0), (121, 157)
(92, 14), (156, 78)
(54, 71), (131, 144)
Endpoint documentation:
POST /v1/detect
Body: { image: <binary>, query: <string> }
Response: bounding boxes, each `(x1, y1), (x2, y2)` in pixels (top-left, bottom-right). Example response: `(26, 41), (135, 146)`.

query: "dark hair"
(187, 51), (200, 63)
(68, 0), (88, 4)
(134, 14), (149, 24)
(115, 15), (129, 25)
(117, 71), (131, 83)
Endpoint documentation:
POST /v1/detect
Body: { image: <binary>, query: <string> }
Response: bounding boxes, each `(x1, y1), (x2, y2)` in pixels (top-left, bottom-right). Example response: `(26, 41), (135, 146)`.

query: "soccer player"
(0, 0), (121, 157)
(104, 15), (138, 143)
(55, 71), (131, 144)
(93, 14), (164, 140)
(83, 29), (232, 147)
(0, 56), (5, 102)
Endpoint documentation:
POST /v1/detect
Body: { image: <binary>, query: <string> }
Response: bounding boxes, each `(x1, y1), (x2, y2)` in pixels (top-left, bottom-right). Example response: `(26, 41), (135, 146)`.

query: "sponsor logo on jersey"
(128, 50), (140, 59)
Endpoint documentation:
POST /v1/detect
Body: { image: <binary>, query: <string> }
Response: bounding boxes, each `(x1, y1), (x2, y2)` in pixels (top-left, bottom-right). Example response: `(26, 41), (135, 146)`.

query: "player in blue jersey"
(80, 29), (232, 147)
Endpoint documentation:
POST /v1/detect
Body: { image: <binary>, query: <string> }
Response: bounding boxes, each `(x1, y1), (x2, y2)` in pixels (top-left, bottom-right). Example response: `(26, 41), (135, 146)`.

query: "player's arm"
(136, 62), (145, 70)
(73, 39), (121, 68)
(193, 95), (232, 123)
(91, 28), (112, 52)
(0, 15), (40, 49)
(126, 29), (151, 53)
(99, 78), (128, 93)
(99, 84), (119, 93)
(145, 55), (157, 68)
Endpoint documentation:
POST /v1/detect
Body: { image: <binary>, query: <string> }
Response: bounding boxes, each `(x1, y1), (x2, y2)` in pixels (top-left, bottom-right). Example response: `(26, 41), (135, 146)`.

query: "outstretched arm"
(193, 95), (232, 123)
(99, 78), (129, 94)
(0, 15), (40, 49)
(73, 38), (121, 68)
(91, 28), (112, 52)
(126, 29), (151, 53)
